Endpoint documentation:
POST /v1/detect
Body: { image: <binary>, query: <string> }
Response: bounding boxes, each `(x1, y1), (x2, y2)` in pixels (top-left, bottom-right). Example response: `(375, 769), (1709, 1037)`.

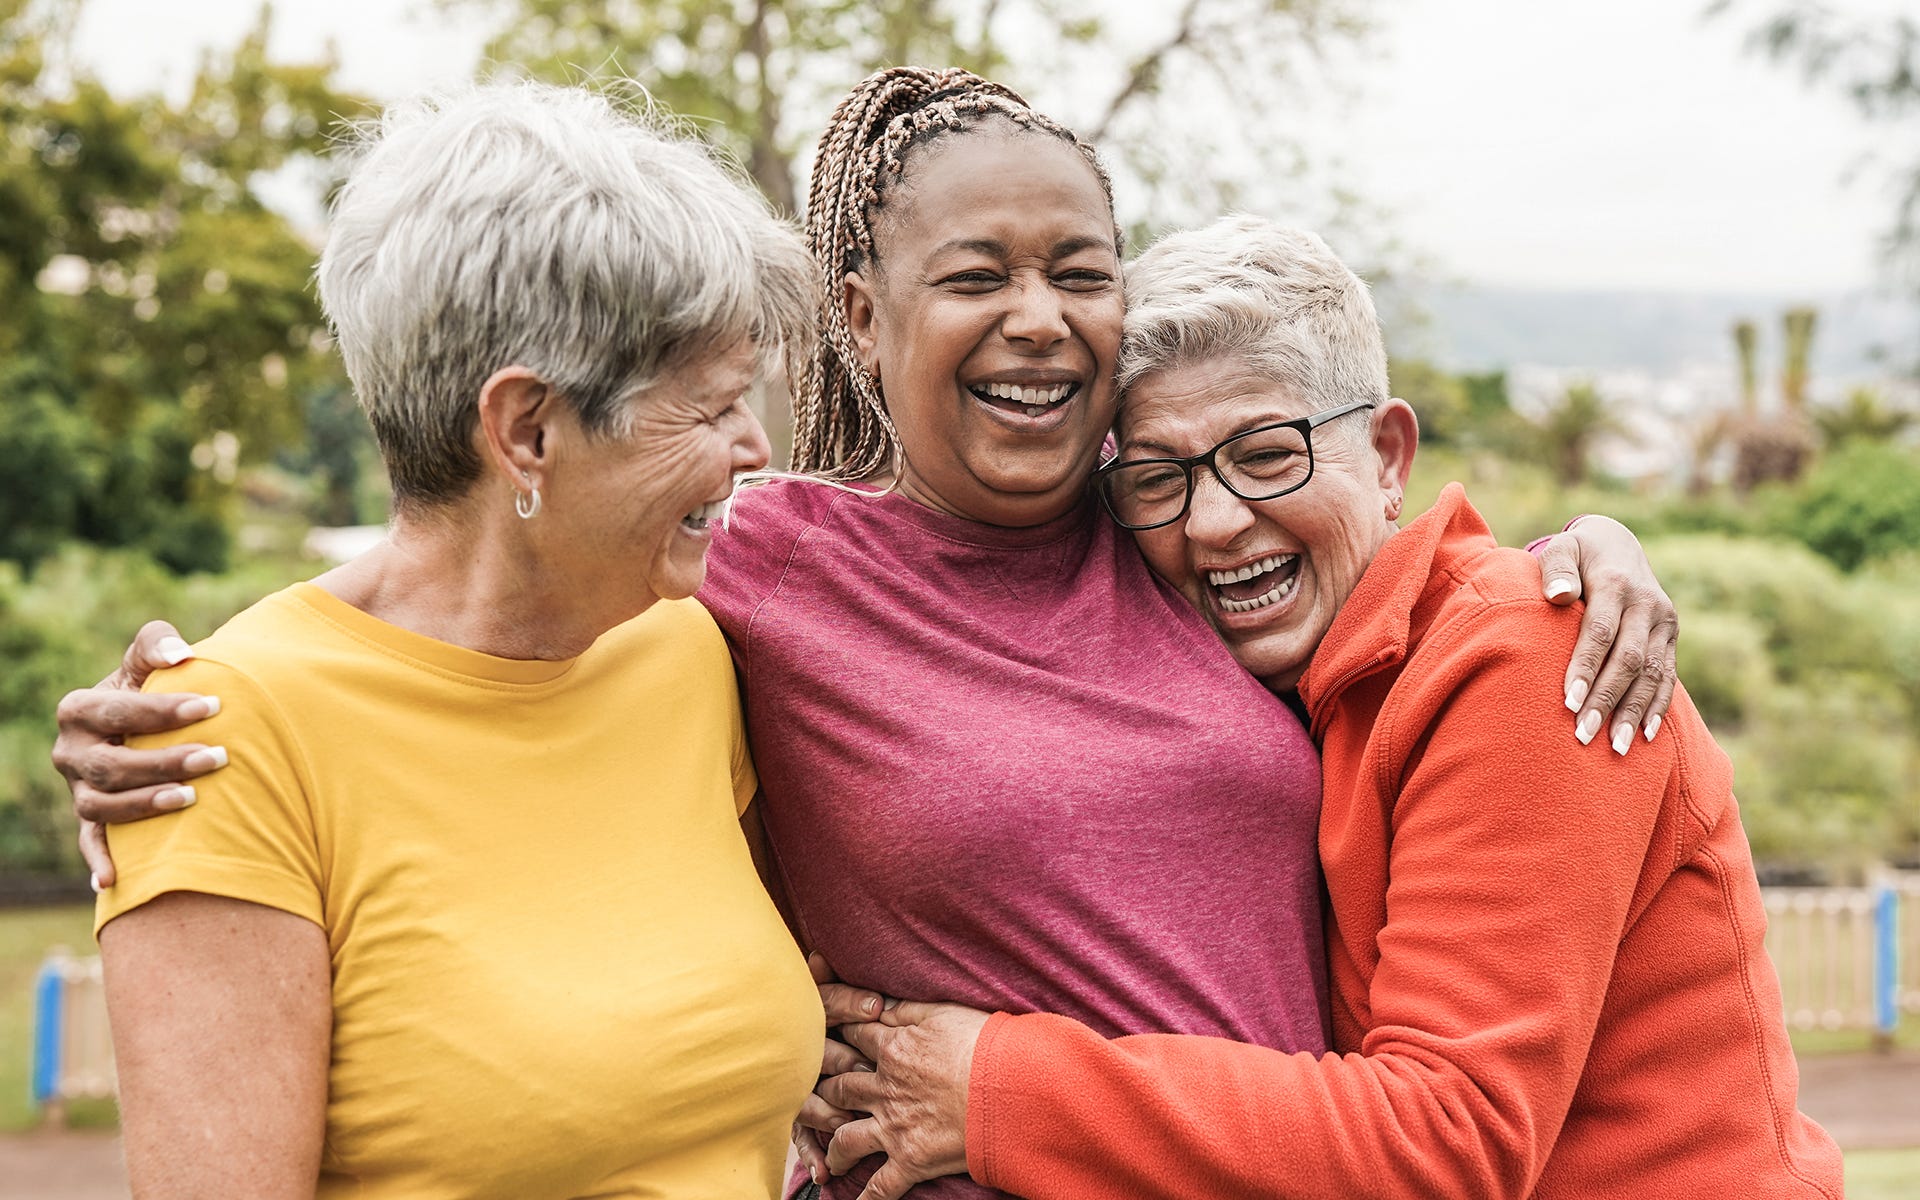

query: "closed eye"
(941, 270), (1004, 290)
(1055, 269), (1113, 290)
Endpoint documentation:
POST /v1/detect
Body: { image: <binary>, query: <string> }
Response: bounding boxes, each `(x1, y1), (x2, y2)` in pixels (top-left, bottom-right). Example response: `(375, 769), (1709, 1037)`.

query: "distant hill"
(1377, 284), (1918, 380)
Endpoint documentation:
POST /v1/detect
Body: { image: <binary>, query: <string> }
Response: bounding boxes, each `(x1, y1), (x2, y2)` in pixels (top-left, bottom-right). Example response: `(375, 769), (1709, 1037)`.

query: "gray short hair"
(317, 82), (813, 510)
(1118, 215), (1389, 434)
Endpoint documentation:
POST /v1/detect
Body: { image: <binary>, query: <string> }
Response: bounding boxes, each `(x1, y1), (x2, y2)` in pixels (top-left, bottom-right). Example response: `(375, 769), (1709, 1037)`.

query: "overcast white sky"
(69, 0), (1901, 295)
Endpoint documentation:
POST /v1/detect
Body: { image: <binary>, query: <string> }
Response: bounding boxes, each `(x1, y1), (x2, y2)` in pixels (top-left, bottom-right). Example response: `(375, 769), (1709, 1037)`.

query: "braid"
(791, 66), (1117, 478)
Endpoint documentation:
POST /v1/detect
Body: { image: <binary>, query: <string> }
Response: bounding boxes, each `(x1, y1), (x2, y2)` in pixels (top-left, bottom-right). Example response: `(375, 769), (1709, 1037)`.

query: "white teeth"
(1205, 553), (1296, 588)
(1218, 569), (1301, 613)
(682, 496), (730, 527)
(974, 382), (1072, 406)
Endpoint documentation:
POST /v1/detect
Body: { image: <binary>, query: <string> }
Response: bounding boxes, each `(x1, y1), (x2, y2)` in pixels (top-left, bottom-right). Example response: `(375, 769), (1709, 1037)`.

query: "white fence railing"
(23, 876), (1920, 1122)
(1762, 874), (1919, 1036)
(31, 947), (115, 1121)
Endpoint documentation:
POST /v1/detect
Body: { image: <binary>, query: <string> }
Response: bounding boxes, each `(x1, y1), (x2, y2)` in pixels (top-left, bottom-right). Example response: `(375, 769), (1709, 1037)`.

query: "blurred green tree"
(1531, 380), (1622, 486)
(1813, 385), (1914, 448)
(1733, 318), (1760, 412)
(0, 0), (366, 572)
(1387, 358), (1470, 446)
(1777, 442), (1920, 571)
(448, 0), (1376, 458)
(450, 0), (1373, 218)
(1649, 533), (1920, 871)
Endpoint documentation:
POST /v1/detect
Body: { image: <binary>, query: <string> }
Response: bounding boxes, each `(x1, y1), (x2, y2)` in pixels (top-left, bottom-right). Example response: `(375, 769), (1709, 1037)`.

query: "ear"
(1370, 398), (1419, 512)
(842, 271), (882, 376)
(475, 366), (556, 494)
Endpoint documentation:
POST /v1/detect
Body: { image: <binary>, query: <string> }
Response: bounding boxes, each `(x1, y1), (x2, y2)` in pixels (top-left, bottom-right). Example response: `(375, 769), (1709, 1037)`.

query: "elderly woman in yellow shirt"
(89, 83), (826, 1199)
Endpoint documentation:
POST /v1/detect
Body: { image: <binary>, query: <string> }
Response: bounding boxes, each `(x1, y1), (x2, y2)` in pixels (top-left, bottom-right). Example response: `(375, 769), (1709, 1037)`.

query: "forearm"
(101, 893), (331, 1197)
(971, 1015), (1549, 1200)
(972, 630), (1668, 1199)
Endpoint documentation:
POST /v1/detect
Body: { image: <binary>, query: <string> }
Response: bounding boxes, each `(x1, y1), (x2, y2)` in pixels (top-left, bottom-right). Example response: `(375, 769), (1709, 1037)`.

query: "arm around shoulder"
(967, 605), (1682, 1200)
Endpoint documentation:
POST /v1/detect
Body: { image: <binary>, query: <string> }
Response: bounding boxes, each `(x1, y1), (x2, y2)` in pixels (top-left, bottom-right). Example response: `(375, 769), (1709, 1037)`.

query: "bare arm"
(99, 892), (331, 1198)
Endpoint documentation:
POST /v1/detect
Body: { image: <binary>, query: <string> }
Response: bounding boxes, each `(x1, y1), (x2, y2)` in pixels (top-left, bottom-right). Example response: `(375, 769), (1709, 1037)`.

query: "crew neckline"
(862, 487), (1099, 550)
(287, 581), (585, 687)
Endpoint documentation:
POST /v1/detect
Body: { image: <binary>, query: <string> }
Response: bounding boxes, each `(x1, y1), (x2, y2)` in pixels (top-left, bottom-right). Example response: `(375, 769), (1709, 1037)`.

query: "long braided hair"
(791, 67), (1118, 479)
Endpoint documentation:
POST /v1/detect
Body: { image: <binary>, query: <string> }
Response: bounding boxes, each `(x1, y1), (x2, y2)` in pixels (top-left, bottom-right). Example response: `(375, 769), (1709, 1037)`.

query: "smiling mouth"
(967, 381), (1080, 418)
(1206, 553), (1301, 613)
(681, 497), (730, 532)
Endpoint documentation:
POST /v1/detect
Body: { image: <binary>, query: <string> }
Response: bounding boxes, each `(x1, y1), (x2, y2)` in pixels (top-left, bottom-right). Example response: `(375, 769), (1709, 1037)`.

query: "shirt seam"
(1698, 841), (1843, 1199)
(740, 489), (863, 687)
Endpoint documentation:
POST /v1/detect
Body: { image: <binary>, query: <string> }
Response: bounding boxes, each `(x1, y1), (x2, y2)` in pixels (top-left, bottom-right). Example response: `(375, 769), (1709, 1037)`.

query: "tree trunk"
(741, 0), (797, 216)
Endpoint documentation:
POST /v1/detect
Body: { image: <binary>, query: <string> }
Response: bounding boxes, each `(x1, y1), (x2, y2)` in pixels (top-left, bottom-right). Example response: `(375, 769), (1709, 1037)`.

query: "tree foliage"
(1715, 0), (1920, 296)
(0, 0), (367, 572)
(1776, 441), (1920, 571)
(445, 0), (1374, 235)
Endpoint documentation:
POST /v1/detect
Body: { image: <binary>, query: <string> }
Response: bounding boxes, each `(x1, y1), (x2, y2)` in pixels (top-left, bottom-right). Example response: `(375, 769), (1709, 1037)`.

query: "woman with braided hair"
(716, 67), (1682, 1199)
(55, 68), (1682, 1199)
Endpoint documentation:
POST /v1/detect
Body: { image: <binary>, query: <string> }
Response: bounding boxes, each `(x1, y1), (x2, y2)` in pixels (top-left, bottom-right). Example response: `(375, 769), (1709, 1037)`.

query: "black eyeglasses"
(1095, 399), (1378, 531)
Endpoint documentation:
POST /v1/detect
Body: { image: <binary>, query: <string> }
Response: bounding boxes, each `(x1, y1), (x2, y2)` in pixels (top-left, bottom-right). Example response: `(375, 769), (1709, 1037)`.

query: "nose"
(733, 404), (772, 474)
(1182, 469), (1255, 549)
(1001, 277), (1069, 349)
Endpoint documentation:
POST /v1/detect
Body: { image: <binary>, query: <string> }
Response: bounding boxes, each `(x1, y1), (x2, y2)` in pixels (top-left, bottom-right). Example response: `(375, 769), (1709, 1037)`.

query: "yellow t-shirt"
(97, 583), (823, 1199)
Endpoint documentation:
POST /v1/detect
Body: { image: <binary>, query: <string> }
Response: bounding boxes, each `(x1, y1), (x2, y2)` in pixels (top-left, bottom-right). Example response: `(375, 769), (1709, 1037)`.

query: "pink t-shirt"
(700, 483), (1327, 1199)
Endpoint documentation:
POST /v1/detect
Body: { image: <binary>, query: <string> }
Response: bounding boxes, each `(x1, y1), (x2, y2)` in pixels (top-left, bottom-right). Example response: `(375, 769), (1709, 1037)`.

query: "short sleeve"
(95, 658), (324, 935)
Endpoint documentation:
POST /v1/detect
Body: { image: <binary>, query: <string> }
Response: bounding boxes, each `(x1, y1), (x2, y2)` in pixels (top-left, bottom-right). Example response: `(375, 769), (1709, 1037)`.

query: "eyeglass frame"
(1094, 398), (1380, 531)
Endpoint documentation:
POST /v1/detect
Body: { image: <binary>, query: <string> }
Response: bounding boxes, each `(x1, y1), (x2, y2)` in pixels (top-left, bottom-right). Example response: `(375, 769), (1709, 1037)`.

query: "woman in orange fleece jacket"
(813, 216), (1842, 1199)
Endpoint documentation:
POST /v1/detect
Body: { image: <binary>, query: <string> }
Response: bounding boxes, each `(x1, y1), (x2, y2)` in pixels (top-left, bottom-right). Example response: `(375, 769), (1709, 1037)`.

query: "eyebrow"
(1120, 413), (1303, 458)
(929, 235), (1115, 260)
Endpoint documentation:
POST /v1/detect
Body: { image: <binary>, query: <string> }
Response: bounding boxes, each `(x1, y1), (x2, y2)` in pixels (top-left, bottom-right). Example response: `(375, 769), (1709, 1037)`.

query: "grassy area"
(4, 903), (1917, 1198)
(1847, 1148), (1920, 1198)
(1791, 1024), (1920, 1058)
(0, 904), (114, 1132)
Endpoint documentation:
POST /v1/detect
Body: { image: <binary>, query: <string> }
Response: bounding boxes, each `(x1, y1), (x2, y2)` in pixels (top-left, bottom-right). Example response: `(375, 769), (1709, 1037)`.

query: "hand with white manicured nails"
(1533, 515), (1680, 754)
(52, 619), (230, 887)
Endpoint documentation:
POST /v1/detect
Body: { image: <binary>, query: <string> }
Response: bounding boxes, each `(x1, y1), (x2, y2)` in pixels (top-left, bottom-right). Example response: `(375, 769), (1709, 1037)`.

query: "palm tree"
(1734, 318), (1760, 414)
(1781, 307), (1818, 413)
(1535, 381), (1624, 486)
(1814, 387), (1915, 448)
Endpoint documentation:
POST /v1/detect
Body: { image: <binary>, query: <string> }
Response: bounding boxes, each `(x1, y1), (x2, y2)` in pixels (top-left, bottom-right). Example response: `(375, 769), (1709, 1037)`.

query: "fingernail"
(1564, 678), (1589, 714)
(154, 785), (197, 810)
(882, 996), (899, 1011)
(89, 873), (102, 895)
(1575, 709), (1601, 745)
(182, 746), (229, 773)
(1644, 713), (1661, 743)
(862, 996), (879, 1016)
(1611, 723), (1633, 756)
(176, 695), (221, 721)
(1545, 577), (1578, 602)
(812, 1166), (824, 1185)
(156, 636), (194, 666)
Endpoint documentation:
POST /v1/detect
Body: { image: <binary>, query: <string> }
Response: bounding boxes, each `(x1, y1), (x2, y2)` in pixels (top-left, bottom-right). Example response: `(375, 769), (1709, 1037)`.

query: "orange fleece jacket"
(965, 484), (1841, 1199)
